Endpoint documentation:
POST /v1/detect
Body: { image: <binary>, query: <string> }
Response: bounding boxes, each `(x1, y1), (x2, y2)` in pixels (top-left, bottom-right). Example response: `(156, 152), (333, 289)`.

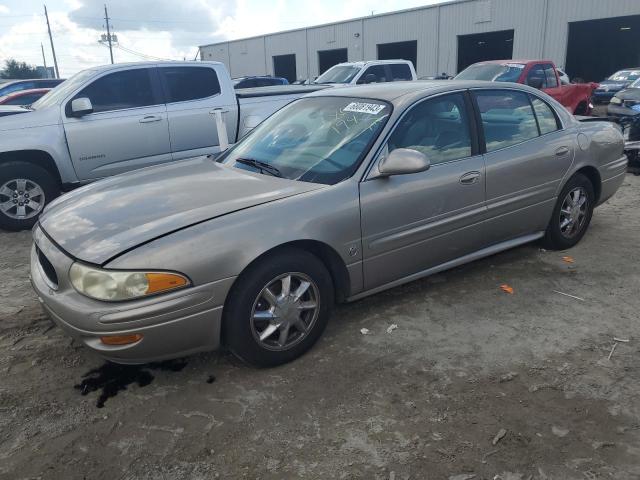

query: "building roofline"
(199, 0), (476, 49)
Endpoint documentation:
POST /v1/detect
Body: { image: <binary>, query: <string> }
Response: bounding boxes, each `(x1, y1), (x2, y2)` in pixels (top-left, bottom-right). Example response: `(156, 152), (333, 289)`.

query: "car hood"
(597, 80), (629, 91)
(39, 157), (325, 265)
(0, 105), (30, 115)
(615, 88), (640, 101)
(0, 104), (60, 130)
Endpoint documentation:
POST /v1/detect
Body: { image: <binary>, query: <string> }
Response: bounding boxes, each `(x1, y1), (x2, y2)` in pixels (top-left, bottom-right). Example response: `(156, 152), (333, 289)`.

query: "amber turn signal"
(100, 334), (143, 346)
(145, 272), (189, 294)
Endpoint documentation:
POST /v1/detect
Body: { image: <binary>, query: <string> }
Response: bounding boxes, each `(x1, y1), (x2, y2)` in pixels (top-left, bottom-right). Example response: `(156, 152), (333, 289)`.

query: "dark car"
(0, 78), (64, 97)
(608, 78), (640, 119)
(233, 76), (289, 89)
(592, 69), (640, 104)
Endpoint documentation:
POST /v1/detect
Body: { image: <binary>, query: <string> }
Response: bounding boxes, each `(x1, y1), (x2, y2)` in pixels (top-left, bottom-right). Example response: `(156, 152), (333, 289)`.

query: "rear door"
(159, 65), (239, 160)
(63, 66), (172, 180)
(472, 88), (574, 243)
(359, 91), (487, 289)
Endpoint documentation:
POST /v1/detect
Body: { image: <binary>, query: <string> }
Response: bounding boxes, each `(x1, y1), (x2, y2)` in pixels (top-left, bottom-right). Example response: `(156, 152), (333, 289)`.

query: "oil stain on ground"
(75, 359), (189, 408)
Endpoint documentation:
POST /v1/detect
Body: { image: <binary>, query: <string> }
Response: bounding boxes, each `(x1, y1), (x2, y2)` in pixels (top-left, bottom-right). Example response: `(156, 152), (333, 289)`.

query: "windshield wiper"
(235, 158), (282, 177)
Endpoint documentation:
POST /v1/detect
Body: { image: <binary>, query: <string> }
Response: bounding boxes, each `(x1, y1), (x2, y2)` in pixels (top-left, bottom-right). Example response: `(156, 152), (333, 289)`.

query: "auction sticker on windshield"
(344, 102), (386, 115)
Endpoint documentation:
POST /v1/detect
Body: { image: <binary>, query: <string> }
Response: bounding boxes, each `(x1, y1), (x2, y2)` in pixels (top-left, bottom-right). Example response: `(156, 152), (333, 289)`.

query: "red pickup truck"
(455, 60), (598, 115)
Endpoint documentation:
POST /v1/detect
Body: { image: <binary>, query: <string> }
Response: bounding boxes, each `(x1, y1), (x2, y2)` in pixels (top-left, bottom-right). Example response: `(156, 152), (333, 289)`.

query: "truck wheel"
(542, 173), (595, 250)
(223, 249), (334, 367)
(0, 161), (59, 231)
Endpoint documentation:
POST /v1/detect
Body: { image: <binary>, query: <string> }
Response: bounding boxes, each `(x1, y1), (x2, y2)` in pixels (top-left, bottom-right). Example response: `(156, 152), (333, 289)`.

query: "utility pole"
(43, 5), (60, 79)
(40, 43), (48, 78)
(104, 4), (114, 64)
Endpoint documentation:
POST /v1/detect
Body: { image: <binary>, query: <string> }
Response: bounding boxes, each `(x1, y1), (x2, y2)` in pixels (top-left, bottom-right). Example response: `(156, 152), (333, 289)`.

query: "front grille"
(37, 247), (58, 288)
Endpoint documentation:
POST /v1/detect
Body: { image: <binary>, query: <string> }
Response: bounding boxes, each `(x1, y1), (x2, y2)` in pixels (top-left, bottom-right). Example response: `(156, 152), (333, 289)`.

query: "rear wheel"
(543, 173), (595, 250)
(0, 161), (59, 231)
(223, 249), (334, 367)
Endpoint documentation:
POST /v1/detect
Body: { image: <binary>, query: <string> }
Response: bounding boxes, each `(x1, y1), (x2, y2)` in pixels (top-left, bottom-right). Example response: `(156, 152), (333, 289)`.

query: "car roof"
(85, 61), (222, 75)
(469, 60), (553, 66)
(332, 59), (412, 68)
(306, 79), (535, 103)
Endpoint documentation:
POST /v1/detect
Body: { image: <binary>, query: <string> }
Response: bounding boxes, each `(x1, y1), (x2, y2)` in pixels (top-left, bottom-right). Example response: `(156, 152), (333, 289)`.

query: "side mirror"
(527, 76), (544, 89)
(374, 148), (431, 178)
(70, 97), (93, 117)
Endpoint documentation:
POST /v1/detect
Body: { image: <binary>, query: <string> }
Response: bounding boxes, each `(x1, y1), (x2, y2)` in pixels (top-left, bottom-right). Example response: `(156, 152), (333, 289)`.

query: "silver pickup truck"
(0, 61), (325, 230)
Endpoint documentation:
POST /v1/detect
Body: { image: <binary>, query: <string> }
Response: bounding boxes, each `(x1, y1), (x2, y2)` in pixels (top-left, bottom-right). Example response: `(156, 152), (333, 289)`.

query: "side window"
(390, 64), (412, 81)
(388, 93), (472, 165)
(526, 64), (546, 89)
(161, 66), (221, 103)
(357, 65), (388, 84)
(73, 68), (156, 113)
(530, 96), (560, 135)
(544, 65), (558, 88)
(474, 90), (539, 152)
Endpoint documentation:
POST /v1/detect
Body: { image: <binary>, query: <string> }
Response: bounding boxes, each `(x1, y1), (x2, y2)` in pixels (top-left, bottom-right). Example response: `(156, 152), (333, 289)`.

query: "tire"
(0, 161), (59, 231)
(543, 173), (595, 250)
(223, 249), (334, 367)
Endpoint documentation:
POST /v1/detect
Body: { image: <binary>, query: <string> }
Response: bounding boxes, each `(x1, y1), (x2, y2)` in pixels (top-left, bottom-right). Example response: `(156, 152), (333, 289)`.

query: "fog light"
(100, 334), (143, 346)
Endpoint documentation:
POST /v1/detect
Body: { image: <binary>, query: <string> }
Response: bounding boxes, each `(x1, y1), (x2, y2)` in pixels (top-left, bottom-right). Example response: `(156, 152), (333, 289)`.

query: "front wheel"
(223, 249), (334, 367)
(0, 161), (59, 231)
(543, 173), (595, 250)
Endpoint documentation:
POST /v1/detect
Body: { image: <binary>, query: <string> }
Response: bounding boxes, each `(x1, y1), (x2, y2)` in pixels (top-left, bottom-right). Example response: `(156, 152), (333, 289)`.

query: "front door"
(64, 67), (172, 180)
(359, 92), (487, 290)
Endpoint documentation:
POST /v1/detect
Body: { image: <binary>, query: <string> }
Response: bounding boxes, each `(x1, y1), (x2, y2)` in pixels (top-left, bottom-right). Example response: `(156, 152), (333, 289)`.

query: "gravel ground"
(1, 175), (639, 480)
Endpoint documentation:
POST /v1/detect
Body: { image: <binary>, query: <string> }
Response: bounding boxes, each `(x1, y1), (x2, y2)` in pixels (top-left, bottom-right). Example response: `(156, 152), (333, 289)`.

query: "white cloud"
(0, 0), (444, 77)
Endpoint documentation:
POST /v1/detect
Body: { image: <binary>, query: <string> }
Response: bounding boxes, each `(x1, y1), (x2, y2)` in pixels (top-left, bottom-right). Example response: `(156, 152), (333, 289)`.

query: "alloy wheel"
(250, 272), (320, 351)
(559, 186), (588, 239)
(0, 178), (46, 220)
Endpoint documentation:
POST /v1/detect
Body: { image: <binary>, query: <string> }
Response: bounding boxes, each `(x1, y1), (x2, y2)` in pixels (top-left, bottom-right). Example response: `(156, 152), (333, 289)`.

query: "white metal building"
(200, 0), (640, 83)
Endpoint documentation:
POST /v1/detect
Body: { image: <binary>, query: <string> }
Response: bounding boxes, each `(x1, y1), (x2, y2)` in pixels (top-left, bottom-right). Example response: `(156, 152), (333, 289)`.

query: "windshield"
(609, 70), (640, 82)
(221, 96), (391, 185)
(455, 63), (525, 82)
(31, 69), (96, 110)
(315, 66), (361, 84)
(631, 78), (640, 88)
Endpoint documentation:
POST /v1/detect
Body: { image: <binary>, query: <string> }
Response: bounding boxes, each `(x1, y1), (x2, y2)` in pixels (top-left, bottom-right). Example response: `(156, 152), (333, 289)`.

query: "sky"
(0, 0), (445, 77)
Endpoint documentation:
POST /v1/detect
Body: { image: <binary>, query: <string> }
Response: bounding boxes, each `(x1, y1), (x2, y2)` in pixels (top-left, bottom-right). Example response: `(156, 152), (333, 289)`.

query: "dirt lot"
(1, 175), (639, 480)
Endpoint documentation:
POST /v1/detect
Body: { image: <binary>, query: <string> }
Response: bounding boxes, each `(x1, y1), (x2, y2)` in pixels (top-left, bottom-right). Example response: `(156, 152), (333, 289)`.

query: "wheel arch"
(230, 239), (352, 305)
(574, 165), (602, 204)
(0, 150), (62, 187)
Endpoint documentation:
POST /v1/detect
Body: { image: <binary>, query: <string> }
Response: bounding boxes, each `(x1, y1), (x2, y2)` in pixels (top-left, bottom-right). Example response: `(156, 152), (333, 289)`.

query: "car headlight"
(69, 263), (190, 301)
(610, 97), (622, 105)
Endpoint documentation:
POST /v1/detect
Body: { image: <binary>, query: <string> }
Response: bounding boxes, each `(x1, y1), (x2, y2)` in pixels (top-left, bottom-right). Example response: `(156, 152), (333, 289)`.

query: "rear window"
(161, 66), (221, 103)
(474, 90), (539, 152)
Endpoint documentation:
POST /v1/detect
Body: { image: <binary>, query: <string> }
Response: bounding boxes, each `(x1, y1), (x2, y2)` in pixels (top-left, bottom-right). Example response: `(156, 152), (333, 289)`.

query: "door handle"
(555, 146), (570, 157)
(209, 108), (230, 115)
(459, 171), (481, 185)
(139, 115), (162, 123)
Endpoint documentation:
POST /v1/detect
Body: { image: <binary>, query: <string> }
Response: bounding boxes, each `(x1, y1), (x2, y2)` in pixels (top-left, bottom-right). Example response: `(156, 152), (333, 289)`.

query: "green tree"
(1, 59), (39, 79)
